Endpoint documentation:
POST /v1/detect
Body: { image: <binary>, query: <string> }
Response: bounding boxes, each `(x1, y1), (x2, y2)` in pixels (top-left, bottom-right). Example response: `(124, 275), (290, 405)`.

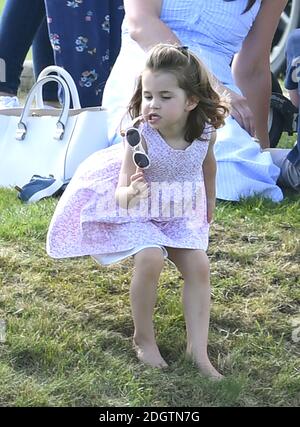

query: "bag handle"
(16, 75), (71, 141)
(36, 65), (81, 109)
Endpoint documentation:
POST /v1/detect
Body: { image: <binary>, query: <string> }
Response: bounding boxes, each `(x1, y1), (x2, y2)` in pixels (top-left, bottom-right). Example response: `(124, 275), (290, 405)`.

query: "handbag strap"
(36, 65), (81, 109)
(16, 75), (71, 141)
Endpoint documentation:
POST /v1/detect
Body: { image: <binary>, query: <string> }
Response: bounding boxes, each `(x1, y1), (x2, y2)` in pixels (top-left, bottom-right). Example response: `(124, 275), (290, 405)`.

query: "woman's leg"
(32, 16), (58, 103)
(130, 247), (168, 368)
(266, 148), (291, 169)
(279, 29), (300, 191)
(0, 0), (45, 96)
(167, 247), (223, 379)
(109, 0), (124, 69)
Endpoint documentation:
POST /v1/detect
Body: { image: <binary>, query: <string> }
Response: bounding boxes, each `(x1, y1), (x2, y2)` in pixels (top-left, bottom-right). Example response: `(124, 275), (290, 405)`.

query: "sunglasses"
(125, 127), (150, 169)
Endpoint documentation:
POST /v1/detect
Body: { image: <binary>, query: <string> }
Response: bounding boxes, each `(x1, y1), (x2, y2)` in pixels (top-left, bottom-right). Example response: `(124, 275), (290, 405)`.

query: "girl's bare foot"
(196, 361), (224, 380)
(133, 339), (168, 368)
(186, 352), (224, 380)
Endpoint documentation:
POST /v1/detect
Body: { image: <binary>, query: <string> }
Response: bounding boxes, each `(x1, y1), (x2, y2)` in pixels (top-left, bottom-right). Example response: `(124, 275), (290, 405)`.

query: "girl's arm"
(202, 131), (217, 224)
(124, 0), (180, 51)
(232, 0), (288, 149)
(115, 141), (148, 209)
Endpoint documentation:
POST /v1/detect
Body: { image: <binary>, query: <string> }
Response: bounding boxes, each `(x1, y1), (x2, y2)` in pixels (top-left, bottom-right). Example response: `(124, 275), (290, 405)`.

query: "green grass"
(0, 174), (299, 406)
(0, 0), (299, 406)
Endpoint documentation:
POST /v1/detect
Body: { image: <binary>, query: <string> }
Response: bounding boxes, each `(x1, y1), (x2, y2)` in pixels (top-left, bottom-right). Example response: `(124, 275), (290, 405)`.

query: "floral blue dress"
(44, 0), (124, 107)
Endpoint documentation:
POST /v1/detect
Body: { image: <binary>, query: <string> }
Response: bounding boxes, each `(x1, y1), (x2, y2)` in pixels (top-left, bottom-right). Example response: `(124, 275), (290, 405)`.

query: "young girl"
(47, 44), (228, 379)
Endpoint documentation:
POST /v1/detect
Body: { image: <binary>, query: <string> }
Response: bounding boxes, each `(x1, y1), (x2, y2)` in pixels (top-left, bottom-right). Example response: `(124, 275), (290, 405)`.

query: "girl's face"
(141, 70), (196, 135)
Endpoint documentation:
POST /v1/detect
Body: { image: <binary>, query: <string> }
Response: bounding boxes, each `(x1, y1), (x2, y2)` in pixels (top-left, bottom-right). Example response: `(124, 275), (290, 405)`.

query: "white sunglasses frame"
(124, 126), (151, 169)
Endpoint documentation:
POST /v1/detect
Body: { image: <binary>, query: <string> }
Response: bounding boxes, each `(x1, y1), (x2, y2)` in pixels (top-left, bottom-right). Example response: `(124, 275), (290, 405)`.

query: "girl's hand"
(207, 199), (216, 224)
(129, 167), (149, 202)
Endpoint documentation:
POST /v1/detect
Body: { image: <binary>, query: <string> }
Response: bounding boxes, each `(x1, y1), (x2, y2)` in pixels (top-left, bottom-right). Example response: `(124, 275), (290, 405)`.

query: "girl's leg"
(167, 248), (223, 379)
(0, 0), (45, 96)
(130, 247), (168, 368)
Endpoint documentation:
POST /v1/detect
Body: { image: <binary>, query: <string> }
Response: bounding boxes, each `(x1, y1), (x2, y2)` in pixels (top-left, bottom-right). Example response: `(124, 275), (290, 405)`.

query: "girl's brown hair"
(127, 44), (229, 143)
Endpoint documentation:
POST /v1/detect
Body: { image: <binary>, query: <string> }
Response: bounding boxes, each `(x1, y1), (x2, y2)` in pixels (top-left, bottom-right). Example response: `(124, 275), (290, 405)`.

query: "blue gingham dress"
(103, 0), (283, 202)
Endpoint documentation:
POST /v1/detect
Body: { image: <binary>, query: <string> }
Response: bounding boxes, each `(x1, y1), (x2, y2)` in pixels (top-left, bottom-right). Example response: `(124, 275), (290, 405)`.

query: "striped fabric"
(160, 0), (261, 86)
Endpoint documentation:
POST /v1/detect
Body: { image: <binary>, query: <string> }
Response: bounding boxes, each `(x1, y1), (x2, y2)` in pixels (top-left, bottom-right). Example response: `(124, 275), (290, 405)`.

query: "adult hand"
(226, 88), (256, 137)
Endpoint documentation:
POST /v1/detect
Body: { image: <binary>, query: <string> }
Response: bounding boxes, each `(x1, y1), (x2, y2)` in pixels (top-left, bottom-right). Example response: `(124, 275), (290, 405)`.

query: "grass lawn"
(0, 140), (299, 407)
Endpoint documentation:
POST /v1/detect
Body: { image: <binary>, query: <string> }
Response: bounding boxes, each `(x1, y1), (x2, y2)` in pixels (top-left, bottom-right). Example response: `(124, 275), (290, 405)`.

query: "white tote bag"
(0, 66), (108, 188)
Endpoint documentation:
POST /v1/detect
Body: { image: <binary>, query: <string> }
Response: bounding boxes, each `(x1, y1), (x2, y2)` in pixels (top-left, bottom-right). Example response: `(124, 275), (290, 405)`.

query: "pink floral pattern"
(47, 123), (212, 259)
